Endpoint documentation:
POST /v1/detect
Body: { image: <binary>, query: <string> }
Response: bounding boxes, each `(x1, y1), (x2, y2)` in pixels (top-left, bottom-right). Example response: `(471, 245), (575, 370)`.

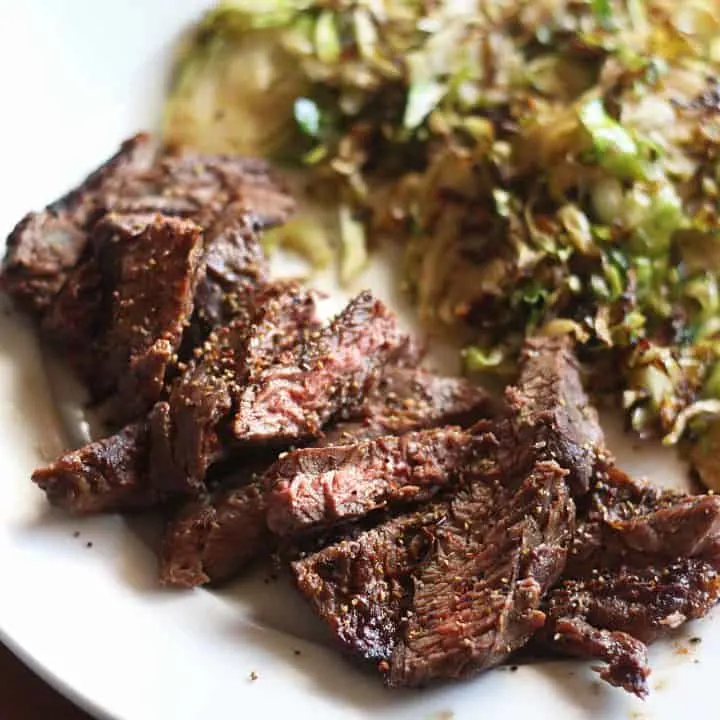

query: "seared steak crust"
(1, 134), (154, 315)
(31, 422), (154, 514)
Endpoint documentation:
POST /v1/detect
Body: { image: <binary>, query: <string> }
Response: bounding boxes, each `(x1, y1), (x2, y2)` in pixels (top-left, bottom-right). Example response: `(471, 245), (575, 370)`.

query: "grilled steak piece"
(389, 460), (573, 687)
(91, 213), (205, 419)
(190, 201), (269, 339)
(293, 458), (574, 685)
(2, 134), (293, 324)
(293, 506), (446, 661)
(503, 335), (608, 495)
(159, 476), (269, 588)
(266, 427), (476, 538)
(350, 367), (495, 433)
(233, 291), (418, 444)
(45, 204), (272, 393)
(544, 559), (720, 697)
(161, 371), (495, 587)
(31, 421), (155, 514)
(105, 152), (294, 229)
(1, 134), (155, 315)
(547, 617), (650, 697)
(549, 558), (720, 645)
(317, 369), (495, 447)
(565, 466), (720, 575)
(150, 283), (318, 495)
(538, 465), (720, 696)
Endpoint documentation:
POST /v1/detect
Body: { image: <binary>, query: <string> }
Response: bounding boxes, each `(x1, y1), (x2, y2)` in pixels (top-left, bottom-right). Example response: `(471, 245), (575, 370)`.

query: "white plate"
(1, 2), (718, 719)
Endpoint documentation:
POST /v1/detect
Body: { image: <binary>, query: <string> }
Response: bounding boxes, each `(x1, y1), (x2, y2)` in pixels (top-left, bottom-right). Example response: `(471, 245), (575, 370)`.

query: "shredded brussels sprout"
(165, 0), (720, 487)
(261, 215), (333, 270)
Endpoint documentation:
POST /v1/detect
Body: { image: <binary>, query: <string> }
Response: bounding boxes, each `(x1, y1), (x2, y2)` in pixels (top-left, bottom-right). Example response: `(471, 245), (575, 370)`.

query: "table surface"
(1, 642), (91, 719)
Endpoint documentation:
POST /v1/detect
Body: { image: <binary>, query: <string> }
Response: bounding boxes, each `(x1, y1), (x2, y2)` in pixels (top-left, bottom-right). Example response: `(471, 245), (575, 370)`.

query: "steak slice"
(31, 421), (155, 514)
(160, 371), (495, 587)
(266, 427), (476, 538)
(103, 152), (294, 230)
(293, 507), (447, 661)
(502, 335), (609, 495)
(1, 134), (154, 315)
(565, 466), (720, 575)
(538, 465), (720, 696)
(92, 213), (206, 419)
(233, 291), (419, 444)
(352, 367), (495, 433)
(293, 459), (574, 685)
(45, 204), (271, 391)
(547, 617), (650, 697)
(189, 201), (269, 339)
(159, 476), (269, 588)
(150, 282), (318, 495)
(317, 369), (495, 447)
(548, 558), (720, 645)
(544, 560), (720, 697)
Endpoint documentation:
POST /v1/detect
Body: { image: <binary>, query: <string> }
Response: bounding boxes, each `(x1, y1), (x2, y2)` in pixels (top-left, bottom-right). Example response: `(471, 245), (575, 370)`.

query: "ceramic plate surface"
(0, 2), (718, 719)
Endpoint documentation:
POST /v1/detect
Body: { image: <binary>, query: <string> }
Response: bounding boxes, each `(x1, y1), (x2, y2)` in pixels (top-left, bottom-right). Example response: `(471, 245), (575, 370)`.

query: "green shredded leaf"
(579, 99), (650, 180)
(262, 215), (333, 269)
(338, 204), (369, 285)
(463, 346), (505, 372)
(314, 11), (341, 64)
(592, 0), (615, 30)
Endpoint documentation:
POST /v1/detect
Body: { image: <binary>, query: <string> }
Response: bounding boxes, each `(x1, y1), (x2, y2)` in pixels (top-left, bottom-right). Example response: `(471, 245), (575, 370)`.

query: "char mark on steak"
(1, 134), (154, 315)
(233, 291), (419, 445)
(501, 335), (609, 495)
(543, 559), (720, 697)
(266, 426), (476, 538)
(293, 459), (574, 685)
(565, 465), (720, 577)
(31, 421), (155, 514)
(98, 150), (295, 231)
(150, 282), (318, 495)
(548, 558), (720, 646)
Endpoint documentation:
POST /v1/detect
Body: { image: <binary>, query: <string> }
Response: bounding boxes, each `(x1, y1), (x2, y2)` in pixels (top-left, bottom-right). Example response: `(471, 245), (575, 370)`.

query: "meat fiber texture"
(159, 369), (497, 588)
(266, 427), (476, 537)
(293, 458), (574, 686)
